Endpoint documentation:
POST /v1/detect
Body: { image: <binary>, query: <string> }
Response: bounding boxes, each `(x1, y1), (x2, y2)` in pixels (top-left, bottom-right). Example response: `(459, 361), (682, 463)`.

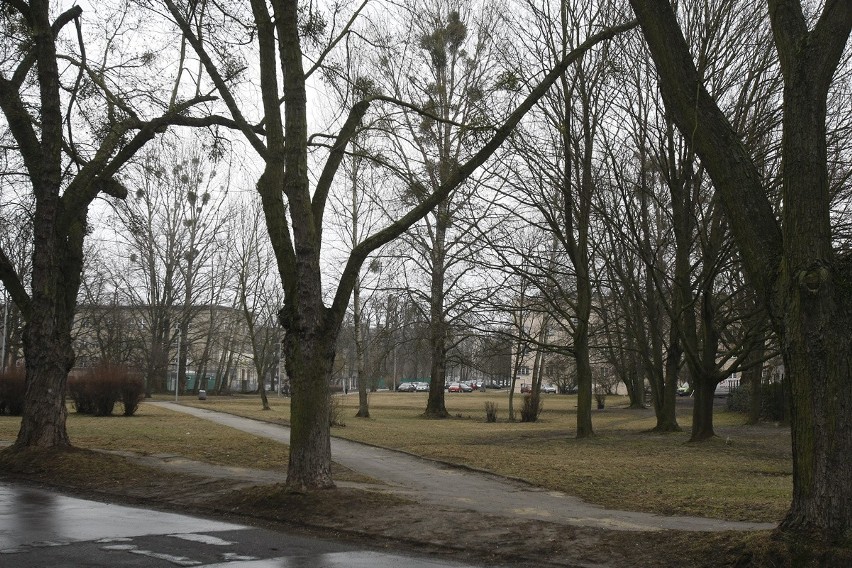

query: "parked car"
(542, 384), (557, 394)
(396, 382), (416, 392)
(459, 382), (473, 392)
(484, 382), (504, 390)
(677, 383), (693, 397)
(520, 383), (532, 394)
(415, 382), (429, 392)
(448, 382), (463, 393)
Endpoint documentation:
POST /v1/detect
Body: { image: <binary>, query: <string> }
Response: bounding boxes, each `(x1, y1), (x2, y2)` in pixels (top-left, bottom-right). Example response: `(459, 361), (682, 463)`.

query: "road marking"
(169, 533), (236, 545)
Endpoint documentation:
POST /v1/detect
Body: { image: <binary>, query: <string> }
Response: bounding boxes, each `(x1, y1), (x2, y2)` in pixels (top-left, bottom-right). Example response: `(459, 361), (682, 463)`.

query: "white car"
(542, 384), (557, 394)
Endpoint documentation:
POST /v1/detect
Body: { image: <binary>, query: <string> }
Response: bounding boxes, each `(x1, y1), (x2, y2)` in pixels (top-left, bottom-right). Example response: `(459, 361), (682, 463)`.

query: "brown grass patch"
(184, 392), (791, 522)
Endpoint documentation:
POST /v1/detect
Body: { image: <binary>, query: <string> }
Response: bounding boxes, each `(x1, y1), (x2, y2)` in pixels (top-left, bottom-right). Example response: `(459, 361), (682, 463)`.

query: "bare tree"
(0, 0), (220, 448)
(110, 140), (231, 394)
(165, 0), (634, 489)
(230, 198), (283, 410)
(368, 1), (510, 418)
(630, 0), (852, 543)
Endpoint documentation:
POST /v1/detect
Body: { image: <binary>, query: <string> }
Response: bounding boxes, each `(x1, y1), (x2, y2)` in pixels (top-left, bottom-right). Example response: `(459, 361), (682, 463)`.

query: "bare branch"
(2, 0), (32, 25)
(162, 0), (269, 160)
(51, 5), (82, 35)
(329, 19), (639, 321)
(0, 246), (31, 321)
(305, 0), (370, 80)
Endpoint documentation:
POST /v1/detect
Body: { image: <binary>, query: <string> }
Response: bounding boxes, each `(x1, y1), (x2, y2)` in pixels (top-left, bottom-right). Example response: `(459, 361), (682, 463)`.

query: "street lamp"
(174, 326), (182, 402)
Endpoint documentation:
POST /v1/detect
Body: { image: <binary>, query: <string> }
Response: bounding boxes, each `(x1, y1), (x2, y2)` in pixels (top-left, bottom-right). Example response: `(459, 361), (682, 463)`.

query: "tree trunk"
(776, 29), (852, 537)
(575, 336), (594, 436)
(283, 330), (334, 491)
(689, 377), (716, 442)
(781, 305), (852, 537)
(424, 316), (449, 418)
(15, 319), (73, 448)
(625, 351), (646, 409)
(424, 206), (449, 419)
(744, 348), (764, 426)
(259, 384), (270, 410)
(638, 163), (677, 431)
(14, 202), (81, 448)
(353, 283), (369, 418)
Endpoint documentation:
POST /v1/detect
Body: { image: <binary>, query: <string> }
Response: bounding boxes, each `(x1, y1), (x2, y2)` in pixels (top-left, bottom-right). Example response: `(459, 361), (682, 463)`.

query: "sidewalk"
(149, 402), (775, 533)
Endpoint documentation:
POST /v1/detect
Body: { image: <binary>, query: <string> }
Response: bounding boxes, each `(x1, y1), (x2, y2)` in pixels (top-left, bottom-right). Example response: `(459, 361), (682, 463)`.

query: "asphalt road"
(0, 482), (490, 568)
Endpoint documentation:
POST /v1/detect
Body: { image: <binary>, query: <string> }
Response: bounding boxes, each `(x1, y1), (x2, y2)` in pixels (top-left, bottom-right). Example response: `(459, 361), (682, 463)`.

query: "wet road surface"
(0, 482), (489, 567)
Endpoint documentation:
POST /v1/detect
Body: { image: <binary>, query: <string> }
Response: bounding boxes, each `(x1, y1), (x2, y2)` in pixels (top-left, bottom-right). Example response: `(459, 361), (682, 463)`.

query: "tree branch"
(304, 0), (370, 80)
(311, 99), (370, 234)
(808, 0), (852, 93)
(329, 19), (639, 322)
(61, 96), (217, 221)
(629, 0), (783, 302)
(162, 0), (269, 160)
(311, 93), (496, 240)
(2, 0), (32, 25)
(0, 76), (44, 181)
(0, 246), (31, 321)
(51, 5), (82, 36)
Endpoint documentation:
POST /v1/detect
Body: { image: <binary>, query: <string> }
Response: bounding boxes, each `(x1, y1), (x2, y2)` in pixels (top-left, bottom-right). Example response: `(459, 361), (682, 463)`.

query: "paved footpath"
(149, 402), (775, 533)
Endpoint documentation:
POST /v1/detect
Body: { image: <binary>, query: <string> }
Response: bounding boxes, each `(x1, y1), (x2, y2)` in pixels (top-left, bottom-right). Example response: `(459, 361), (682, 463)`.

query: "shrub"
(520, 394), (541, 422)
(68, 364), (142, 417)
(119, 373), (145, 416)
(484, 401), (498, 423)
(0, 368), (26, 415)
(329, 393), (346, 427)
(594, 384), (607, 409)
(727, 380), (789, 423)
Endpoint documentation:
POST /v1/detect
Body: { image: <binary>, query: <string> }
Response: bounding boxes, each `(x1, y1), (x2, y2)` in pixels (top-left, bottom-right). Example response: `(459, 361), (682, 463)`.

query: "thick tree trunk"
(15, 321), (73, 448)
(283, 330), (334, 491)
(775, 31), (852, 537)
(424, 318), (449, 418)
(574, 337), (594, 437)
(780, 301), (852, 538)
(689, 378), (716, 442)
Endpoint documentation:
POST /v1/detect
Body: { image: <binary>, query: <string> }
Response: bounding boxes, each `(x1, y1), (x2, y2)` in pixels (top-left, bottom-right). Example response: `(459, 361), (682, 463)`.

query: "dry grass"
(0, 391), (792, 522)
(1, 402), (285, 469)
(182, 391), (792, 523)
(0, 401), (357, 481)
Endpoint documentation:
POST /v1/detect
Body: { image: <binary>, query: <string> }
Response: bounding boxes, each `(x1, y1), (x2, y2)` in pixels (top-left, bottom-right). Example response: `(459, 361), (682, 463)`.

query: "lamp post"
(175, 326), (181, 402)
(0, 289), (7, 372)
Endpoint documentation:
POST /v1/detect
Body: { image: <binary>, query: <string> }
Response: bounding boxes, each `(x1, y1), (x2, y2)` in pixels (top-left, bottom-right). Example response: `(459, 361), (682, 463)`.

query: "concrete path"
(149, 402), (776, 533)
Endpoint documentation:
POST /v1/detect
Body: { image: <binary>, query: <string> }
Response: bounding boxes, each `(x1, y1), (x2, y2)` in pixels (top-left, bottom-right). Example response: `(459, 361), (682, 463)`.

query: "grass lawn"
(179, 390), (792, 523)
(0, 403), (288, 469)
